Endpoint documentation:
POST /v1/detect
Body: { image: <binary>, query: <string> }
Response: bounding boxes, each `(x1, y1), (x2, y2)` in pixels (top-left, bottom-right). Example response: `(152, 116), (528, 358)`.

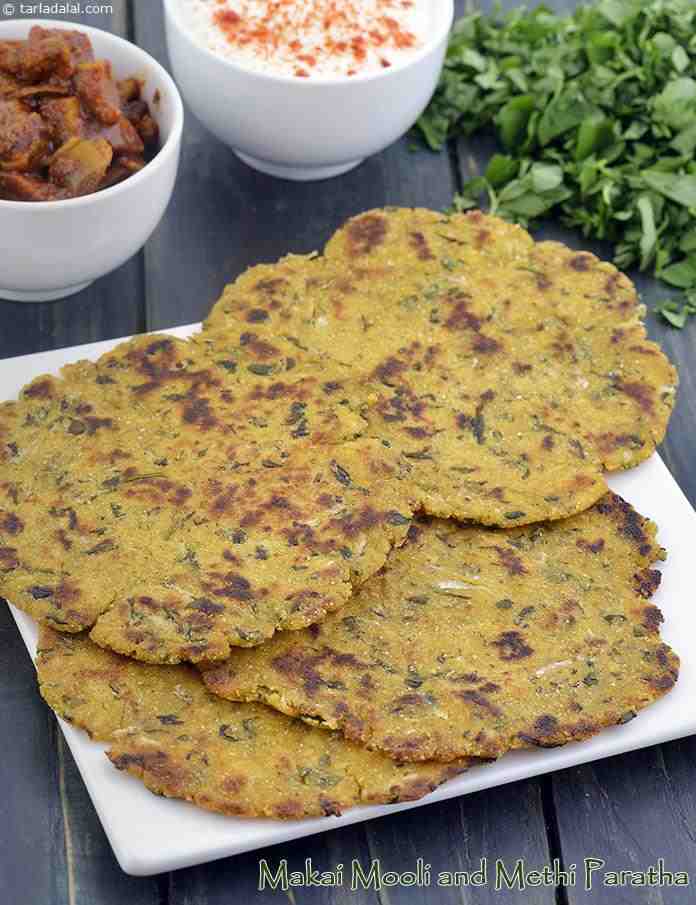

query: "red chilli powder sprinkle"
(211, 0), (420, 78)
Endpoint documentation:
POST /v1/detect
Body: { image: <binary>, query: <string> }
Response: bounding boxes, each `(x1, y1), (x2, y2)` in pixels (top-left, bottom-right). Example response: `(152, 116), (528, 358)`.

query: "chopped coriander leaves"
(655, 291), (696, 328)
(419, 0), (696, 327)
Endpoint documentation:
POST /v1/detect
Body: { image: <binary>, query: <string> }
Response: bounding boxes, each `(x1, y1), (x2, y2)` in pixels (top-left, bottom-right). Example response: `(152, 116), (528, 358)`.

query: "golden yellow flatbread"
(36, 628), (478, 819)
(0, 335), (414, 662)
(202, 493), (679, 761)
(205, 208), (677, 525)
(1, 208), (677, 665)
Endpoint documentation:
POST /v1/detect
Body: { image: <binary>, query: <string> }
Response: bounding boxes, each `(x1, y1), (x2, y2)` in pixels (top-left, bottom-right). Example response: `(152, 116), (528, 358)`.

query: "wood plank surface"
(169, 824), (381, 905)
(550, 745), (696, 905)
(0, 5), (157, 905)
(1, 0), (695, 901)
(168, 785), (556, 905)
(360, 782), (555, 905)
(457, 3), (696, 902)
(0, 616), (67, 905)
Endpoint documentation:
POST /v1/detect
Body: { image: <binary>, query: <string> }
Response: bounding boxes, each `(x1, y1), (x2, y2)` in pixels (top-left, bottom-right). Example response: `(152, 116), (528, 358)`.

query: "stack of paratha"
(1, 209), (680, 819)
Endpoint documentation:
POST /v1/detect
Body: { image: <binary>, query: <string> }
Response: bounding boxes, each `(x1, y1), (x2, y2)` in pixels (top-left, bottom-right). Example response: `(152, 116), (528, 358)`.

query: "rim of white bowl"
(164, 0), (455, 87)
(0, 19), (184, 211)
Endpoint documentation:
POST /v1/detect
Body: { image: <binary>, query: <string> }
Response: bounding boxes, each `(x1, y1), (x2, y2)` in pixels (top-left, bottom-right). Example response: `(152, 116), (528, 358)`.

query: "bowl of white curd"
(164, 0), (453, 181)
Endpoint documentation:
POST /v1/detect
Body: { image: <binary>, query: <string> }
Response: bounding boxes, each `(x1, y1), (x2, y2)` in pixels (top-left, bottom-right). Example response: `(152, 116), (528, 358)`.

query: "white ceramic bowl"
(0, 19), (184, 303)
(164, 0), (453, 181)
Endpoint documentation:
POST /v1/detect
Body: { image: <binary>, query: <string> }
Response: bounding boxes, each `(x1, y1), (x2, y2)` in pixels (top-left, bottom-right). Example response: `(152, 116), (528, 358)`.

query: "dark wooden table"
(2, 2), (695, 903)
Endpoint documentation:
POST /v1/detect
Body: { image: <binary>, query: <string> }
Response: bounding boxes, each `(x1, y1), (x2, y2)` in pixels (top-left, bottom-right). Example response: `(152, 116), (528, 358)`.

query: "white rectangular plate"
(3, 326), (695, 876)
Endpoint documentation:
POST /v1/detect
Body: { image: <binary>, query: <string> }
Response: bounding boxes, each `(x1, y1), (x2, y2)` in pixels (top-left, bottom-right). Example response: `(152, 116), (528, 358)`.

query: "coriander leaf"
(643, 171), (696, 207)
(485, 153), (519, 187)
(459, 48), (487, 73)
(585, 31), (617, 66)
(653, 77), (696, 130)
(496, 95), (536, 151)
(659, 255), (696, 287)
(416, 115), (445, 153)
(671, 122), (696, 155)
(679, 228), (696, 252)
(597, 0), (643, 28)
(623, 121), (648, 141)
(673, 45), (690, 73)
(655, 303), (688, 327)
(537, 89), (595, 146)
(419, 0), (696, 326)
(452, 193), (480, 212)
(637, 195), (658, 270)
(530, 162), (563, 193)
(499, 187), (571, 221)
(575, 115), (615, 161)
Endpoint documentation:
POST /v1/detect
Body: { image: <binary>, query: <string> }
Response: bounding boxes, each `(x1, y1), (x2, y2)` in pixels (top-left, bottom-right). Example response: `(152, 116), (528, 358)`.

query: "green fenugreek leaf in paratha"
(1, 207), (678, 663)
(202, 493), (679, 761)
(36, 628), (479, 819)
(0, 335), (415, 663)
(204, 207), (677, 526)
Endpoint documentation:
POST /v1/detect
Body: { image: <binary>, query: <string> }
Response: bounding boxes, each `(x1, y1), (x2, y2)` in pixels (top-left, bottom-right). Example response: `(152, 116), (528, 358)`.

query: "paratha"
(1, 207), (678, 661)
(0, 335), (415, 662)
(202, 493), (679, 761)
(36, 628), (478, 819)
(205, 208), (677, 525)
